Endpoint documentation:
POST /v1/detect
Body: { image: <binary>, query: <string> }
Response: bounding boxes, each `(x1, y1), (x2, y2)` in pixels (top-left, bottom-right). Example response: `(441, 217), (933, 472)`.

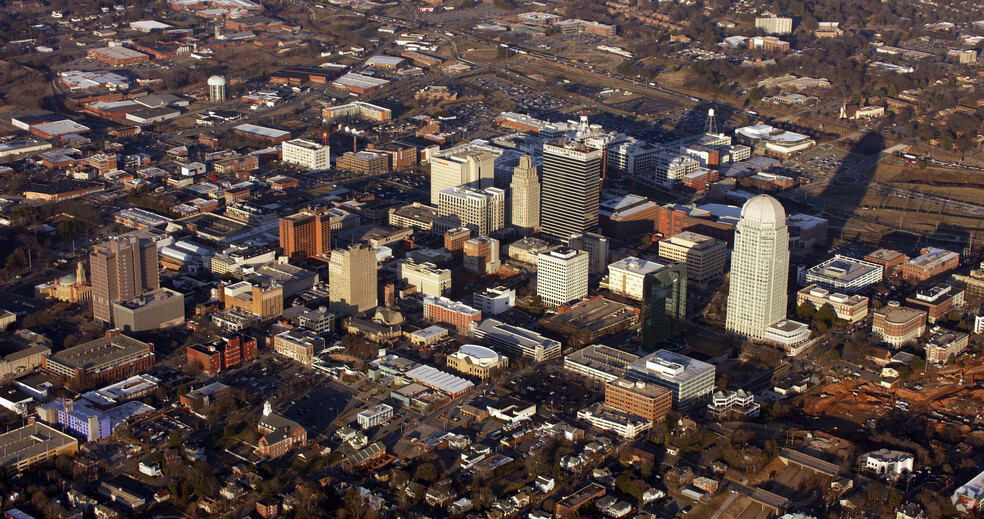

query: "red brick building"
(186, 334), (257, 375)
(256, 498), (281, 519)
(367, 143), (418, 171)
(604, 377), (673, 423)
(656, 204), (736, 246)
(901, 247), (960, 282)
(556, 484), (606, 518)
(256, 403), (307, 458)
(598, 194), (659, 239)
(422, 296), (481, 332)
(267, 175), (299, 191)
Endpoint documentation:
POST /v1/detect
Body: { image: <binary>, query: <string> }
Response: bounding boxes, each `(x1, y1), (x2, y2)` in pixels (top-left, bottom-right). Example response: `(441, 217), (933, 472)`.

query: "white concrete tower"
(725, 194), (790, 340)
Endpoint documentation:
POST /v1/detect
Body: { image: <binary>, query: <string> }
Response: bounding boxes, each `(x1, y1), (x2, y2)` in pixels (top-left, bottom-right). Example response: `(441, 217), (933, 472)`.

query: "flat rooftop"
(608, 257), (666, 276)
(542, 297), (638, 334)
(565, 344), (640, 375)
(628, 349), (715, 384)
(807, 256), (881, 284)
(47, 334), (151, 371)
(0, 423), (76, 469)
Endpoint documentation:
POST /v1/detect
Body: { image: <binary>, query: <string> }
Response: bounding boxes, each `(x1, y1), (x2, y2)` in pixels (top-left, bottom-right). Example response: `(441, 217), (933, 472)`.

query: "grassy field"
(870, 162), (984, 205)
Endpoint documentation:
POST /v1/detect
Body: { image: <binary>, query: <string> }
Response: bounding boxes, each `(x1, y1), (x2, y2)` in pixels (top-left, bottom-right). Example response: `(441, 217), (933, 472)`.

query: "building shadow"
(817, 131), (884, 220)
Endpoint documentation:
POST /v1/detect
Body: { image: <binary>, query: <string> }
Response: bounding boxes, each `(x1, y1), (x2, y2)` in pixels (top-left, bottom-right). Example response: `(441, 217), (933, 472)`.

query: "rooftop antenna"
(704, 108), (718, 135)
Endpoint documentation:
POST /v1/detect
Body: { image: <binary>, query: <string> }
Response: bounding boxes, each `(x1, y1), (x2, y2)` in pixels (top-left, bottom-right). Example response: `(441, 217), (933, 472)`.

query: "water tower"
(207, 75), (226, 102)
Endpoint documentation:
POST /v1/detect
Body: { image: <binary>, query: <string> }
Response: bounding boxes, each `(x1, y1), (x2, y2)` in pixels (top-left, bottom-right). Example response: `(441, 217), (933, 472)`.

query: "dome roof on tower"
(740, 194), (786, 224)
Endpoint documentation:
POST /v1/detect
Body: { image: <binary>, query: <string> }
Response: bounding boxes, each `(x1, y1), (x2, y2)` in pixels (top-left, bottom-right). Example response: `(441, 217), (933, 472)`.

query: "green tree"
(888, 490), (902, 510)
(814, 303), (837, 325)
(414, 462), (438, 482)
(168, 431), (182, 448)
(795, 302), (816, 321)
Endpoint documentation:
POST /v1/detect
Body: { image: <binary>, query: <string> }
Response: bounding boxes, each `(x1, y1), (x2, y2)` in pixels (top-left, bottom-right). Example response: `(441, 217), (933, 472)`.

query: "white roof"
(333, 72), (390, 89)
(407, 365), (474, 395)
(130, 20), (172, 30)
(455, 344), (505, 367)
(366, 55), (404, 66)
(411, 325), (449, 339)
(609, 257), (665, 275)
(233, 123), (290, 139)
(32, 120), (90, 135)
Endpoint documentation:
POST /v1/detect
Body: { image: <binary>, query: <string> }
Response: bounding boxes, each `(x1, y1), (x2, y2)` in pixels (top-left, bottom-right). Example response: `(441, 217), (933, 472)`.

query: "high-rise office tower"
(329, 244), (377, 315)
(280, 207), (332, 260)
(639, 261), (688, 348)
(541, 140), (602, 240)
(90, 236), (160, 325)
(536, 247), (589, 307)
(429, 144), (498, 205)
(437, 186), (505, 237)
(726, 195), (790, 340)
(509, 155), (540, 235)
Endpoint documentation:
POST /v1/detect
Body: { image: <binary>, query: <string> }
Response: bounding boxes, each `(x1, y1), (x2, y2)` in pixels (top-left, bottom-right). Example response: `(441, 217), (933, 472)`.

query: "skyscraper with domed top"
(726, 194), (790, 340)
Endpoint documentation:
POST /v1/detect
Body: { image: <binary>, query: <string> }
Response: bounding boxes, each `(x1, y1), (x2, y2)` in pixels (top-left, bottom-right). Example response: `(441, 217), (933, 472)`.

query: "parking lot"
(507, 371), (599, 415)
(804, 152), (855, 173)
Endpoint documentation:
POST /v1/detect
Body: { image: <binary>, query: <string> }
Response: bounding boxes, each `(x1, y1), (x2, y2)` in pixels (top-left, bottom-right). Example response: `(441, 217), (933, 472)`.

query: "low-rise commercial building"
(872, 302), (927, 347)
(388, 203), (440, 231)
(0, 423), (78, 473)
(43, 332), (154, 389)
(902, 247), (959, 282)
(864, 249), (908, 278)
(925, 327), (969, 364)
(906, 284), (965, 323)
(488, 396), (536, 422)
(357, 404), (393, 429)
(111, 288), (185, 333)
(473, 319), (562, 362)
(179, 381), (231, 409)
(397, 260), (451, 297)
(764, 320), (812, 355)
(473, 286), (515, 315)
(605, 376), (672, 422)
(864, 449), (914, 480)
(803, 255), (883, 294)
(186, 334), (257, 375)
(406, 365), (474, 397)
(336, 151), (389, 175)
(796, 284), (868, 323)
(626, 350), (715, 410)
(422, 296), (481, 332)
(706, 389), (760, 420)
(272, 328), (324, 365)
(564, 345), (639, 382)
(576, 403), (652, 439)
